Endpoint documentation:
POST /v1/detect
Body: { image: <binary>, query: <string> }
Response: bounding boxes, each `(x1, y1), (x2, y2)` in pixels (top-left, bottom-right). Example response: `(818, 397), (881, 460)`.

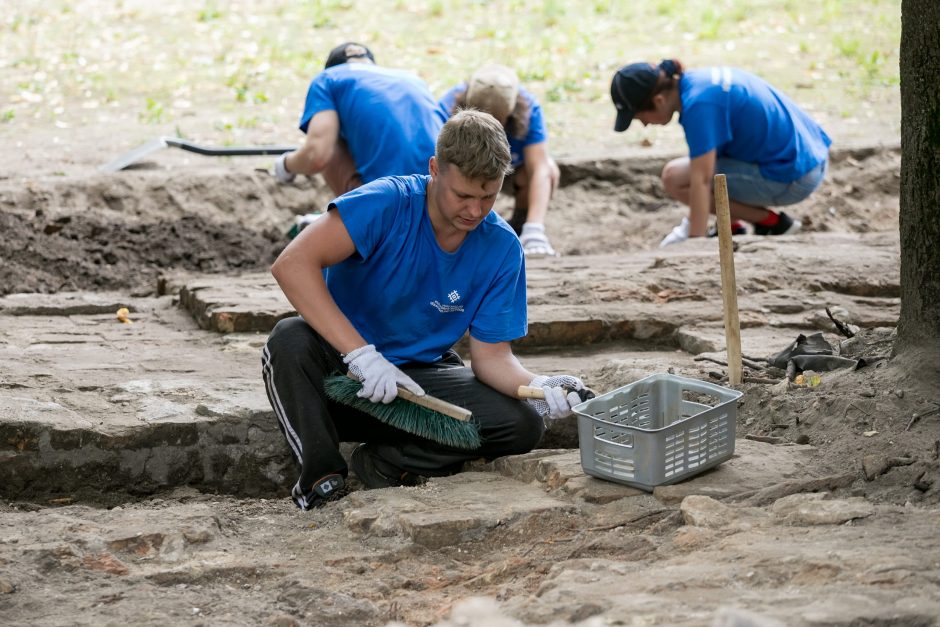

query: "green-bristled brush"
(323, 374), (482, 450)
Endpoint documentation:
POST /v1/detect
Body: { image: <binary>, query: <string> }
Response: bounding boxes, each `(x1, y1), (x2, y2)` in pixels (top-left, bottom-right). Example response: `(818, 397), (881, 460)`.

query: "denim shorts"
(717, 158), (828, 207)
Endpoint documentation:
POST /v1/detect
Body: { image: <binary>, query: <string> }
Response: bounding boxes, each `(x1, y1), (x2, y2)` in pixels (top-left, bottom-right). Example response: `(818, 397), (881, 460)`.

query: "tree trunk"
(897, 0), (940, 352)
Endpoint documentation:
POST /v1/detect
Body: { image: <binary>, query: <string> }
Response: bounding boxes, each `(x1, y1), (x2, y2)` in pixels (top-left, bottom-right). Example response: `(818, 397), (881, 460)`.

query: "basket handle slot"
(681, 389), (723, 408)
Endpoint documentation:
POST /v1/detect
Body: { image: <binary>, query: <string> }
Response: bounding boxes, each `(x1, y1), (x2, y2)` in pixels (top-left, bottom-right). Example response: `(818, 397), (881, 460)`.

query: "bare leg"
(511, 157), (560, 226)
(661, 157), (772, 223)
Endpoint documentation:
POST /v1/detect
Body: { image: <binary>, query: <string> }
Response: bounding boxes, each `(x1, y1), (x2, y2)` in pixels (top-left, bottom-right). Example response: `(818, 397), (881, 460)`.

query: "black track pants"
(261, 317), (544, 495)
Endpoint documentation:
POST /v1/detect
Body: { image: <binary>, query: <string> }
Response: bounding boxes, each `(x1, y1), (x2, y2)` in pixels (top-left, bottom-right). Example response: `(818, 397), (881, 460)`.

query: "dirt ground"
(4, 118), (940, 625)
(0, 140), (901, 297)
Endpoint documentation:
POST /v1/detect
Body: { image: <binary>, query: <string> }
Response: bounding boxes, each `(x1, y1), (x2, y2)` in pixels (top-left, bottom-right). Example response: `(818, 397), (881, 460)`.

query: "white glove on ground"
(527, 374), (586, 420)
(343, 344), (425, 404)
(519, 223), (558, 258)
(274, 152), (296, 183)
(659, 217), (690, 248)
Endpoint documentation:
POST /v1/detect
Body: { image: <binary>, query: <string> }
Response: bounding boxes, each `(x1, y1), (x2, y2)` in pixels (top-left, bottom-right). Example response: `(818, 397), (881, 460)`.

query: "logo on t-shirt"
(431, 290), (464, 313)
(710, 67), (733, 92)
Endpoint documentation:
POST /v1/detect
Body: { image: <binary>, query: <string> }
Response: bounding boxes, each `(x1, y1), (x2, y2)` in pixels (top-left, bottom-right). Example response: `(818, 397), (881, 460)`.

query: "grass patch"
(0, 0), (901, 151)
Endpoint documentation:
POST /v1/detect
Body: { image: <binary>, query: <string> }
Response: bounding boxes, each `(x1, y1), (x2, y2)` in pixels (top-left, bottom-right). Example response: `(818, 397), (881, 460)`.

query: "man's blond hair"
(436, 109), (512, 181)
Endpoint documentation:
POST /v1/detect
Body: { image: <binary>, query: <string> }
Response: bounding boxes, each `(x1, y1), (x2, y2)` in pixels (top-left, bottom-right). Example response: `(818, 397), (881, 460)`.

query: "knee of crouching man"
(267, 316), (313, 354)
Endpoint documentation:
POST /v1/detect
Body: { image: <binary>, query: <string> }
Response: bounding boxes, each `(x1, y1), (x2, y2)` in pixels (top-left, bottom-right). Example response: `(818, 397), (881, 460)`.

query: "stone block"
(341, 472), (573, 549)
(653, 439), (817, 504)
(679, 495), (736, 529)
(771, 493), (874, 525)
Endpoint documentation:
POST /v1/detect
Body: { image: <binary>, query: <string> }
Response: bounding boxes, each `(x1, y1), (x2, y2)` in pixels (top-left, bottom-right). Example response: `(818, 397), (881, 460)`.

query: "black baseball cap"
(324, 42), (375, 69)
(610, 62), (658, 132)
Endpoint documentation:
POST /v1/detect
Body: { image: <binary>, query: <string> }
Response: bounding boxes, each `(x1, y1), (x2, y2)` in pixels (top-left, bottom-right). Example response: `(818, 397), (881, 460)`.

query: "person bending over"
(439, 64), (561, 258)
(275, 42), (444, 195)
(262, 110), (587, 510)
(610, 59), (831, 247)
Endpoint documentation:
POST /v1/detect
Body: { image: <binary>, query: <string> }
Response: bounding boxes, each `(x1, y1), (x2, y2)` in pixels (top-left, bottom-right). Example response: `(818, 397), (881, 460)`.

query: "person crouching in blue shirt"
(610, 59), (831, 247)
(262, 110), (588, 510)
(275, 42), (444, 196)
(439, 64), (561, 258)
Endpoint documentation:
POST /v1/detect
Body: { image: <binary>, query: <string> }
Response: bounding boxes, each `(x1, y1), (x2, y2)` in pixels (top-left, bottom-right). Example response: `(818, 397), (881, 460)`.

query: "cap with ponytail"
(610, 58), (684, 131)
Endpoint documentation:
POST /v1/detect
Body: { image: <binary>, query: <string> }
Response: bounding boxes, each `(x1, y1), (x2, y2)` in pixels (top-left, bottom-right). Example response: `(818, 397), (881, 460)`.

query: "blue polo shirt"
(326, 175), (527, 365)
(679, 67), (831, 182)
(300, 64), (445, 183)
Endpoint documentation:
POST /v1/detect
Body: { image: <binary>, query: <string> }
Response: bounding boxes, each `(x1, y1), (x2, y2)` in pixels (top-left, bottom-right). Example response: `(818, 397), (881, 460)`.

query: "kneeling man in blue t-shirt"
(262, 110), (587, 510)
(274, 42), (445, 196)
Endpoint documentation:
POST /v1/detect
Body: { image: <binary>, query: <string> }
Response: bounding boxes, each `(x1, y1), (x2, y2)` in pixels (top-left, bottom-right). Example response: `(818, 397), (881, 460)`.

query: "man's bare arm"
(270, 209), (367, 355)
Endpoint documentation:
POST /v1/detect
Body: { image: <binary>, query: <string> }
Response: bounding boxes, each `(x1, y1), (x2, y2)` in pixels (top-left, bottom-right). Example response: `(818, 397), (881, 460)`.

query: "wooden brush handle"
(517, 385), (547, 399)
(345, 372), (472, 421)
(397, 387), (473, 422)
(517, 385), (597, 402)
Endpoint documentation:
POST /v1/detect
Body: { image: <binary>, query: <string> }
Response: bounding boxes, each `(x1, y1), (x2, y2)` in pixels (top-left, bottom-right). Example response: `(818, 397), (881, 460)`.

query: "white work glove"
(274, 152), (296, 183)
(343, 344), (425, 404)
(659, 217), (690, 248)
(527, 374), (586, 420)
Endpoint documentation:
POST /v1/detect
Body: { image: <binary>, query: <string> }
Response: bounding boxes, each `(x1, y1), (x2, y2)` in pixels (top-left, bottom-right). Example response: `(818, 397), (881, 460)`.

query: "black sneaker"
(291, 473), (347, 511)
(754, 211), (802, 236)
(707, 221), (748, 237)
(350, 443), (426, 489)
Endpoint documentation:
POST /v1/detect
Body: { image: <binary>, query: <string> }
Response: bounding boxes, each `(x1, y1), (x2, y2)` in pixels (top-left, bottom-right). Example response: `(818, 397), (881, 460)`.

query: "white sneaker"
(659, 217), (690, 248)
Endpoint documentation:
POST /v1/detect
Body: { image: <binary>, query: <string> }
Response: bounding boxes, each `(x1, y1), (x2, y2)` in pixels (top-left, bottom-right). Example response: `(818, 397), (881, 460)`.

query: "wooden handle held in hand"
(517, 385), (546, 399)
(345, 372), (472, 422)
(517, 385), (596, 402)
(396, 387), (473, 422)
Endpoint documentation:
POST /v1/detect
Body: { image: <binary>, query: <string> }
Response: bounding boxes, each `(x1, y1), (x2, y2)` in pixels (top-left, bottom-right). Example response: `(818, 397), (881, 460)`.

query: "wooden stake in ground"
(714, 174), (743, 385)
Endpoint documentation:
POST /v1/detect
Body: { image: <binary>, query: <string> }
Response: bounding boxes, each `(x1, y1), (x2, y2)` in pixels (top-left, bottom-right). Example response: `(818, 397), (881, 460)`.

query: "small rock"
(182, 528), (212, 544)
(795, 434), (810, 445)
(862, 455), (890, 481)
(859, 388), (876, 398)
(680, 495), (736, 528)
(0, 579), (15, 594)
(677, 329), (720, 355)
(82, 552), (129, 576)
(894, 389), (905, 399)
(36, 545), (81, 573)
(913, 470), (933, 492)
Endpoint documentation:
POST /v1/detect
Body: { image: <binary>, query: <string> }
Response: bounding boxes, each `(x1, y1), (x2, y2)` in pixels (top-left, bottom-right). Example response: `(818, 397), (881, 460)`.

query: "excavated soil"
(0, 144), (900, 296)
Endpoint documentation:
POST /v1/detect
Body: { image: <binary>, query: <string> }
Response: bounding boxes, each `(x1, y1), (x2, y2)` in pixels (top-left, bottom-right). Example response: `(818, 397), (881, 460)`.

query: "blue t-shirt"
(326, 175), (528, 365)
(438, 84), (547, 169)
(679, 67), (832, 182)
(300, 64), (445, 184)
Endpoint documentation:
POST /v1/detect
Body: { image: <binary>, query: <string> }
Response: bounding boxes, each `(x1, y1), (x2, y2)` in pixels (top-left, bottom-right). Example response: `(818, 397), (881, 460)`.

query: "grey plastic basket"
(574, 373), (743, 491)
